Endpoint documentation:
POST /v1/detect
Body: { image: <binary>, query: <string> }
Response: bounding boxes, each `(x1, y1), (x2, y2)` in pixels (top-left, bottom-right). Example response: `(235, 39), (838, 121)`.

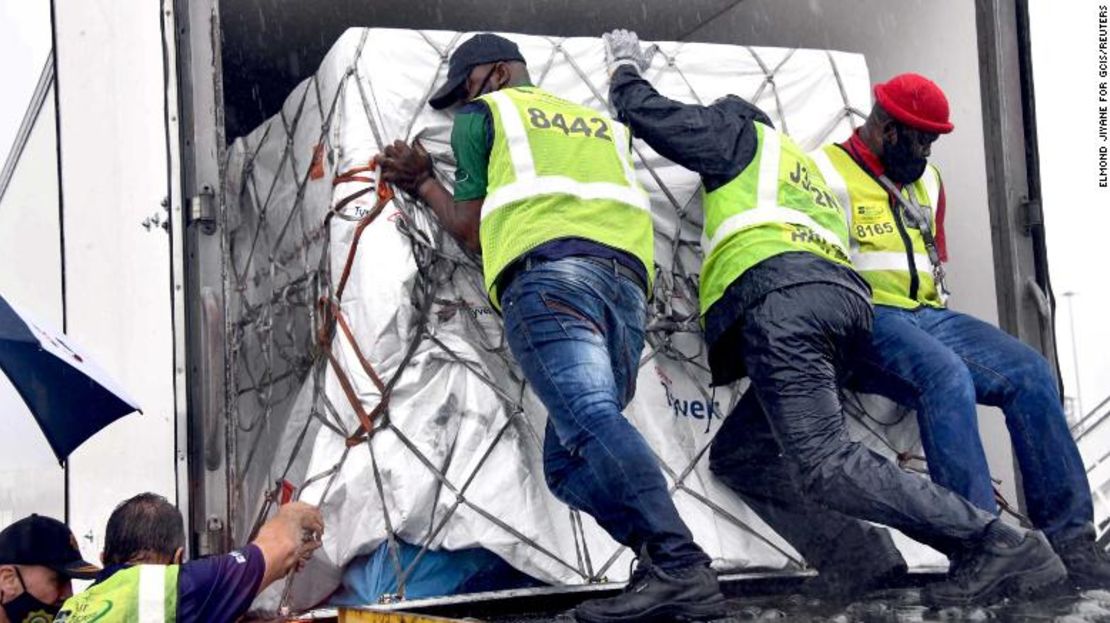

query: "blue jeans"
(851, 305), (1093, 544)
(500, 257), (710, 571)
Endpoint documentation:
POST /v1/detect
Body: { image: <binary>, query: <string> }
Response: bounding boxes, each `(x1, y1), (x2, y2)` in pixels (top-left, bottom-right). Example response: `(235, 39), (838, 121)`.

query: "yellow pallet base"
(338, 608), (473, 623)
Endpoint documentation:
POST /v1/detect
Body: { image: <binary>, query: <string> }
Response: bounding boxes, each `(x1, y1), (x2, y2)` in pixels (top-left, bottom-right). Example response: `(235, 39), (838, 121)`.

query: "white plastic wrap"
(224, 28), (941, 611)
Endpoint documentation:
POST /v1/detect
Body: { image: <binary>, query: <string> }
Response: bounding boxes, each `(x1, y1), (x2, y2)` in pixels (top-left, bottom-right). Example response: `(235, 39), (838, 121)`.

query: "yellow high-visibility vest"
(811, 144), (944, 309)
(56, 565), (179, 623)
(700, 122), (853, 316)
(477, 87), (654, 307)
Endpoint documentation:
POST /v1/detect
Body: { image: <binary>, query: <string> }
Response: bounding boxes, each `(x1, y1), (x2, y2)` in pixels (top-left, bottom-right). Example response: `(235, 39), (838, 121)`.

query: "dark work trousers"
(710, 388), (903, 572)
(708, 283), (996, 558)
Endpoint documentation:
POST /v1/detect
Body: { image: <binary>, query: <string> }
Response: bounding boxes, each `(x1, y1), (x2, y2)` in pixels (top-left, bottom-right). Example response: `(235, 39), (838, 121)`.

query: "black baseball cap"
(0, 514), (100, 580)
(429, 33), (526, 110)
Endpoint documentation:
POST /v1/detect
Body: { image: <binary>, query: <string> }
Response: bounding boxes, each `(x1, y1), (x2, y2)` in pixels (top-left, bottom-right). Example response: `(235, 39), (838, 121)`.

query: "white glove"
(603, 29), (656, 76)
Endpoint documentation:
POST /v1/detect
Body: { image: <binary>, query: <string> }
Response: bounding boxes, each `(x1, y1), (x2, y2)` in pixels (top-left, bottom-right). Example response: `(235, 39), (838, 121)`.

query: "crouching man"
(604, 29), (1069, 608)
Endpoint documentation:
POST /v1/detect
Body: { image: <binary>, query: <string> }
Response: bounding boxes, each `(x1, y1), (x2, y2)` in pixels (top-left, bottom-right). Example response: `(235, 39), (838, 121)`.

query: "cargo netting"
(222, 28), (960, 613)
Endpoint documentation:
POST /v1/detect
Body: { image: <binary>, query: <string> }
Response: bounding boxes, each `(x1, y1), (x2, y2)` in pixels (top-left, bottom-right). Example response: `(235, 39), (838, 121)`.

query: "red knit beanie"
(873, 73), (954, 134)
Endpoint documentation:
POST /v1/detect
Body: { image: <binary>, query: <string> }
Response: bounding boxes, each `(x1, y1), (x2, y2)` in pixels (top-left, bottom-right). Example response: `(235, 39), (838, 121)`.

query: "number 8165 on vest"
(527, 108), (612, 141)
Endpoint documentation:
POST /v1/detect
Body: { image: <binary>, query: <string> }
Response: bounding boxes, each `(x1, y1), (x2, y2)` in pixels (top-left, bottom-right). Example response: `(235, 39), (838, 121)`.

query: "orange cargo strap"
(317, 157), (397, 447)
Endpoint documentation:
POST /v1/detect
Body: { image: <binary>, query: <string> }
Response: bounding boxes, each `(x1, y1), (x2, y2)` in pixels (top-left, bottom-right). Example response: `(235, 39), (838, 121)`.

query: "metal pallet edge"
(335, 568), (949, 622)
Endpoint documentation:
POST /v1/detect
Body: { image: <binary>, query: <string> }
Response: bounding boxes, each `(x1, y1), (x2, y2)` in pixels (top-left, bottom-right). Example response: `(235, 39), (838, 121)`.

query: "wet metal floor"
(488, 588), (1110, 622)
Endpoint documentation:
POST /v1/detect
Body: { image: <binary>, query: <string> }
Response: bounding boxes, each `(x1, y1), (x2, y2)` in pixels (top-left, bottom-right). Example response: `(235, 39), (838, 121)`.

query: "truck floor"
(338, 571), (1110, 622)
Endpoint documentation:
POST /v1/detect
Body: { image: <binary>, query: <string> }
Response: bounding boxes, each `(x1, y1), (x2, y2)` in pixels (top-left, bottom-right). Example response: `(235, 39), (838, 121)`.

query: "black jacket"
(609, 66), (871, 385)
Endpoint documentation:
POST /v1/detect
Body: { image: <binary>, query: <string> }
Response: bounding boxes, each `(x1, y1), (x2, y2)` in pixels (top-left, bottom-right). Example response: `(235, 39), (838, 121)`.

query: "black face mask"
(2, 569), (60, 623)
(468, 65), (499, 102)
(881, 124), (928, 184)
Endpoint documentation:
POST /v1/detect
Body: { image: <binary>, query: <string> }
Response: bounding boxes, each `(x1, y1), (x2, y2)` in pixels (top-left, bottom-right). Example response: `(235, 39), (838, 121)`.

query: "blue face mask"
(2, 569), (60, 623)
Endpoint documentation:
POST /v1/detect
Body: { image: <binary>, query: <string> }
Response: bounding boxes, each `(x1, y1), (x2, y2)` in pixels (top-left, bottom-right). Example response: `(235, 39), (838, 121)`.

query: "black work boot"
(574, 562), (727, 623)
(1052, 530), (1110, 590)
(803, 530), (909, 602)
(922, 528), (1067, 607)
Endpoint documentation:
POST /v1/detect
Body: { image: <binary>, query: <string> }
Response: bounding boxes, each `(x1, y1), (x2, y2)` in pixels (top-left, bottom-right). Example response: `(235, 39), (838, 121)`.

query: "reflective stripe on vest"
(480, 91), (648, 218)
(698, 123), (853, 316)
(852, 250), (932, 273)
(477, 87), (654, 306)
(817, 143), (944, 309)
(481, 175), (650, 219)
(139, 566), (167, 623)
(57, 565), (179, 623)
(809, 148), (854, 236)
(701, 129), (849, 258)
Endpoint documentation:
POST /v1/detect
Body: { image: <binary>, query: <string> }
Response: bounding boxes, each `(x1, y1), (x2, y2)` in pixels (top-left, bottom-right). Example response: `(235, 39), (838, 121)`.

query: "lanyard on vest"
(876, 174), (951, 304)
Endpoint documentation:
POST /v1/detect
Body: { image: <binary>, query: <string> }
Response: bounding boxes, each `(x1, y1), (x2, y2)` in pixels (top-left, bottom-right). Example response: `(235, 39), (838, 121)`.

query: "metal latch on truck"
(189, 184), (217, 234)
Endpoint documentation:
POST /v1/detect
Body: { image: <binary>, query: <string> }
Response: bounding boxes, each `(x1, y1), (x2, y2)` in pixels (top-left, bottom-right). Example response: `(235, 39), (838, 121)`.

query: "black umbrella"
(0, 294), (141, 462)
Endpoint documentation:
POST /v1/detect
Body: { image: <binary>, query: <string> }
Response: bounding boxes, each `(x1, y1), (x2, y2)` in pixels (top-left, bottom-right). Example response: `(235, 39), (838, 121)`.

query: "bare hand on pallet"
(253, 501), (325, 589)
(380, 139), (434, 197)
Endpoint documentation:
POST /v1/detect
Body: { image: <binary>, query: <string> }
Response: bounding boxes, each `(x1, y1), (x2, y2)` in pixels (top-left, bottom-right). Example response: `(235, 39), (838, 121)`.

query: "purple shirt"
(94, 544), (265, 623)
(178, 544), (266, 623)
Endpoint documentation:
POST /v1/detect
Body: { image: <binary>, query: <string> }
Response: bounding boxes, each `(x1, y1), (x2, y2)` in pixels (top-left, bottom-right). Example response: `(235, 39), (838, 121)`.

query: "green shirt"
(450, 82), (540, 201)
(450, 100), (494, 201)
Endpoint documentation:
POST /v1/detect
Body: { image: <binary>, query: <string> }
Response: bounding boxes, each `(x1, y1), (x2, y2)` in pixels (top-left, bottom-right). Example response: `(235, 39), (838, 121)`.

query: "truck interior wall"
(684, 0), (1019, 509)
(0, 85), (65, 525)
(51, 0), (182, 564)
(218, 0), (741, 139)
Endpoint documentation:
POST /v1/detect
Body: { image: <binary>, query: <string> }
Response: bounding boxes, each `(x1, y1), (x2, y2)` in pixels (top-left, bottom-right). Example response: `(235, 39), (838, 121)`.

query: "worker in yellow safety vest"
(604, 30), (1068, 608)
(55, 493), (322, 623)
(809, 73), (1108, 592)
(0, 514), (100, 623)
(378, 33), (725, 623)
